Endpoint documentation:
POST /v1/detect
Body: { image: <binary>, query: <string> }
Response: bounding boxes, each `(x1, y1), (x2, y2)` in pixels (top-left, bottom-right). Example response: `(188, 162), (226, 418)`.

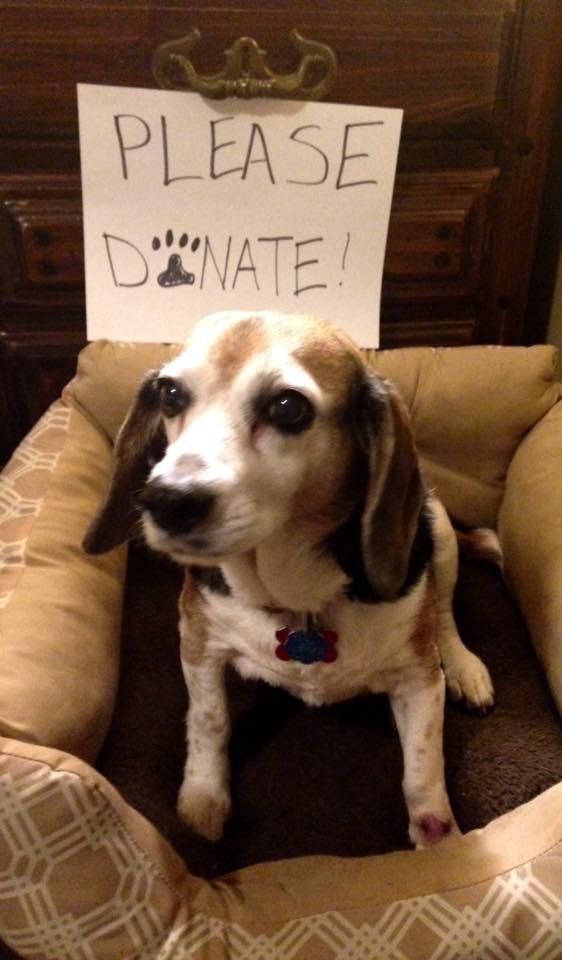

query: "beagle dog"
(84, 310), (495, 849)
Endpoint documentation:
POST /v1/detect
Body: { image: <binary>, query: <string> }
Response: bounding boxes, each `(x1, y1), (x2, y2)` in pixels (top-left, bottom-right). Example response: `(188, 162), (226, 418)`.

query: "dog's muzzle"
(139, 480), (215, 536)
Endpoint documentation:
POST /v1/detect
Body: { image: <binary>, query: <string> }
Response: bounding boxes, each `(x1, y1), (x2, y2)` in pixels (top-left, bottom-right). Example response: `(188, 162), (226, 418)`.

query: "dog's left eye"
(266, 390), (315, 434)
(156, 377), (190, 417)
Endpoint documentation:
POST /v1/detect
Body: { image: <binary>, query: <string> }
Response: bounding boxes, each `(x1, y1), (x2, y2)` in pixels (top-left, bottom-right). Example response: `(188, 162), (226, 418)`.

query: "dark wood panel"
(0, 325), (86, 467)
(486, 0), (562, 343)
(0, 175), (83, 306)
(0, 339), (24, 466)
(385, 170), (496, 297)
(381, 314), (478, 349)
(0, 179), (86, 461)
(8, 203), (83, 292)
(0, 0), (514, 172)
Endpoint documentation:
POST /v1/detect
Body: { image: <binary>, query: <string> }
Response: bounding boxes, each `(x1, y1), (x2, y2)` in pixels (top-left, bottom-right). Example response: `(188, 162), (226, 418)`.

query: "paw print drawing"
(152, 230), (201, 288)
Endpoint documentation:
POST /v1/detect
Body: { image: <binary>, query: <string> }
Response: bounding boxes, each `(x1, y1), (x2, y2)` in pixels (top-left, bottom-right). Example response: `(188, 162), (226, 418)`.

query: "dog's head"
(84, 310), (425, 601)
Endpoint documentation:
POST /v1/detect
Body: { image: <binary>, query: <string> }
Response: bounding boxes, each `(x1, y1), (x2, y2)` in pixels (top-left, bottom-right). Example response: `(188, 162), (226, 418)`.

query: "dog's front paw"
(177, 780), (232, 842)
(443, 649), (495, 714)
(410, 812), (460, 850)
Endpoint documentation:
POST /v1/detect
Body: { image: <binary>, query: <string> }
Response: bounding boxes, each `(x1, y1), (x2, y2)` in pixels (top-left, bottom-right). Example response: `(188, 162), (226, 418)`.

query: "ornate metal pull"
(152, 28), (337, 101)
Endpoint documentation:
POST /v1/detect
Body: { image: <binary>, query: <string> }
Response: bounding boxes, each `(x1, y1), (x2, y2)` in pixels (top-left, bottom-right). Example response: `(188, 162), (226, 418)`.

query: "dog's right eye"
(265, 389), (315, 434)
(156, 377), (190, 417)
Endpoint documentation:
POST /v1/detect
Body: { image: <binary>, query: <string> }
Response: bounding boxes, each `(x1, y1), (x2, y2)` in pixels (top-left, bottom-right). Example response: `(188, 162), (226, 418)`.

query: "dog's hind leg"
(430, 497), (495, 714)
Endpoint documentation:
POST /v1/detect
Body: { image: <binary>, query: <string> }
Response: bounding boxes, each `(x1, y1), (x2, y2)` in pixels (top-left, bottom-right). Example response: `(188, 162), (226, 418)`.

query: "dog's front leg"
(177, 656), (232, 842)
(389, 668), (458, 849)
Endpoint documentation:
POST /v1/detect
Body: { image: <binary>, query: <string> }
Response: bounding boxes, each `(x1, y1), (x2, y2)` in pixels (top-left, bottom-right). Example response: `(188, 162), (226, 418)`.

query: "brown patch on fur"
(210, 316), (267, 386)
(285, 333), (366, 539)
(178, 572), (209, 664)
(294, 336), (364, 409)
(201, 707), (228, 737)
(289, 404), (365, 547)
(409, 577), (439, 667)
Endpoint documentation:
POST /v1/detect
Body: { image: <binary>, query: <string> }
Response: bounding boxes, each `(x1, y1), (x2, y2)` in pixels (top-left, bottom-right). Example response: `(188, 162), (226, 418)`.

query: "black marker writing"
(162, 116), (203, 186)
(232, 238), (260, 290)
(287, 125), (329, 186)
(336, 122), (383, 190)
(340, 232), (351, 285)
(241, 123), (276, 183)
(200, 236), (232, 290)
(103, 233), (148, 286)
(210, 117), (244, 180)
(112, 114), (382, 189)
(114, 115), (151, 181)
(102, 231), (333, 298)
(294, 237), (327, 296)
(257, 236), (293, 295)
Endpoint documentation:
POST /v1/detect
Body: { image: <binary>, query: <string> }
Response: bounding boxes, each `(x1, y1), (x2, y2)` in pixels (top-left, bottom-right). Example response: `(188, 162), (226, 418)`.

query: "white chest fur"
(199, 572), (428, 707)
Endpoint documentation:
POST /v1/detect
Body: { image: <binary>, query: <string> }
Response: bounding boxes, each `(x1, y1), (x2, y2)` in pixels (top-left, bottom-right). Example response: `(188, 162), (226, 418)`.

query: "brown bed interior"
(95, 545), (562, 880)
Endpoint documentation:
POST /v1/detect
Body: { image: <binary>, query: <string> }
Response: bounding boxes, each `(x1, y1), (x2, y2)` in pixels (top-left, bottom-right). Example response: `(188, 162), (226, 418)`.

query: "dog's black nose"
(139, 481), (215, 535)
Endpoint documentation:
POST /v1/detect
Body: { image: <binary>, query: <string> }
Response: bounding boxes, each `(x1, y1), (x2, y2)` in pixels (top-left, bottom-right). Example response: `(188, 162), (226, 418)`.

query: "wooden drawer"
(0, 176), (83, 305)
(384, 170), (497, 297)
(9, 203), (83, 292)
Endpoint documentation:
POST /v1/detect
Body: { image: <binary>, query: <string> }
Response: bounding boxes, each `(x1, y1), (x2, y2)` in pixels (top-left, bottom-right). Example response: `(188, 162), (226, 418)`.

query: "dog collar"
(275, 614), (338, 665)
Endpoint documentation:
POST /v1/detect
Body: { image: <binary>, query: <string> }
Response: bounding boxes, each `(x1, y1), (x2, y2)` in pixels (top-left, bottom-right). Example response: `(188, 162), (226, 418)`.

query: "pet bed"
(1, 339), (562, 959)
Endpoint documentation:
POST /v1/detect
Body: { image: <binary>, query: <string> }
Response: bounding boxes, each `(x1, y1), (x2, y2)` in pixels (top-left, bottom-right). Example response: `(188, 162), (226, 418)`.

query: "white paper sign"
(77, 83), (402, 346)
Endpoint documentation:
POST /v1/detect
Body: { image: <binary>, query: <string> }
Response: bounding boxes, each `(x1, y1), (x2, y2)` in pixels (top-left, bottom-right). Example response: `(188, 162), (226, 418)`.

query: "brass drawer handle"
(152, 28), (337, 100)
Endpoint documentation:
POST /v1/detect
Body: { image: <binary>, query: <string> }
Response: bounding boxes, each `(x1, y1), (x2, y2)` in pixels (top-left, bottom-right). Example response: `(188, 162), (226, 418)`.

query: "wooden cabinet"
(1, 0), (561, 463)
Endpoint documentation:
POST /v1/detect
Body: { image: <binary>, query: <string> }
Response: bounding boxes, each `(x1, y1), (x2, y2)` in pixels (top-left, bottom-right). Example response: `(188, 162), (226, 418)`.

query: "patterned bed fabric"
(0, 738), (561, 960)
(0, 400), (72, 610)
(0, 398), (127, 762)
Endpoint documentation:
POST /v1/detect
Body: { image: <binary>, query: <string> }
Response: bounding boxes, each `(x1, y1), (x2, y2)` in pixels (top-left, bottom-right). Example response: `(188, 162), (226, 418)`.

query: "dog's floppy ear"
(355, 375), (425, 601)
(83, 370), (166, 554)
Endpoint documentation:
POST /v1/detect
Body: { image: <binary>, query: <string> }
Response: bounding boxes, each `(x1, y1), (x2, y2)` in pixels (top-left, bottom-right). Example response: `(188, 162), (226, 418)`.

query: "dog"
(84, 310), (496, 849)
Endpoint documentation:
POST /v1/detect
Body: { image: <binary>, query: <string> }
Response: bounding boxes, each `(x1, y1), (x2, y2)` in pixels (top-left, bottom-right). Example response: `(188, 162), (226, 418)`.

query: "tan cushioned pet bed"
(1, 341), (561, 958)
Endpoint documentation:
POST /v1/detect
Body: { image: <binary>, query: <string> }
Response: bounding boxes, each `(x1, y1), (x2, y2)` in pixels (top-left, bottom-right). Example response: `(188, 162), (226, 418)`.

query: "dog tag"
(275, 626), (338, 664)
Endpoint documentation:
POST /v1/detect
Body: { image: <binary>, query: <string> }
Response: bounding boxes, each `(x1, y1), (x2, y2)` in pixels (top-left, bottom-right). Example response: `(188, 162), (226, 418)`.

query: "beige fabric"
(499, 398), (562, 717)
(368, 344), (560, 527)
(0, 400), (126, 762)
(1, 736), (562, 959)
(66, 340), (180, 443)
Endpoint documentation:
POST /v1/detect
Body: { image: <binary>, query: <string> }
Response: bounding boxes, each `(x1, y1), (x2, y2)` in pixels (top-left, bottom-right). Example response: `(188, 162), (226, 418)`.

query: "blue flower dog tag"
(275, 626), (338, 664)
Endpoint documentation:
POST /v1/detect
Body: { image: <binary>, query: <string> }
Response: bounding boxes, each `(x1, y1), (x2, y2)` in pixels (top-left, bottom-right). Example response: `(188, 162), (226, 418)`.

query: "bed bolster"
(499, 398), (562, 716)
(370, 344), (561, 528)
(0, 399), (127, 763)
(1, 735), (562, 959)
